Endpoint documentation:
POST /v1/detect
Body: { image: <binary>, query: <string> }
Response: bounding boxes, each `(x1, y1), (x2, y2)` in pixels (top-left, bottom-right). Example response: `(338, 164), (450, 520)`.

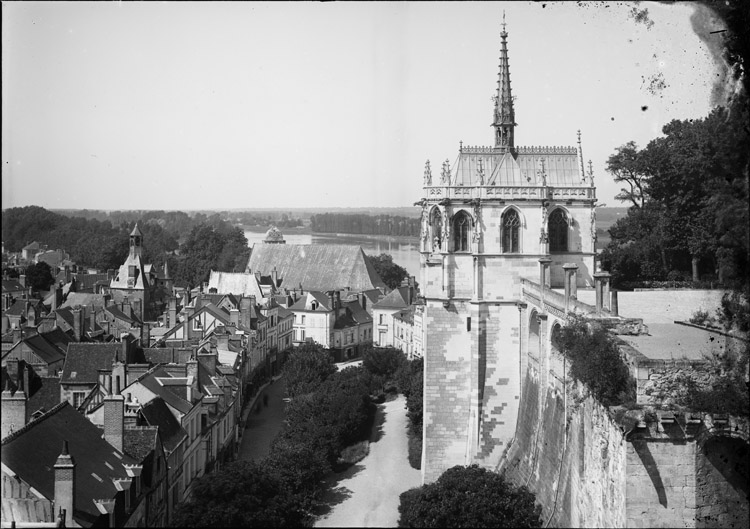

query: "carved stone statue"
(424, 160), (432, 185)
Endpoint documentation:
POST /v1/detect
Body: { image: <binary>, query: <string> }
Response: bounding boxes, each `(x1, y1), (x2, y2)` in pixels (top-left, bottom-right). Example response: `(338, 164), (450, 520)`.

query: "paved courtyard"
(314, 395), (422, 528)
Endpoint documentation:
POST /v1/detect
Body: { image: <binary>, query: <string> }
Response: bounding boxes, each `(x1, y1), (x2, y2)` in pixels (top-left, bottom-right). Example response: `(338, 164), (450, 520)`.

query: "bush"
(398, 465), (542, 528)
(552, 316), (636, 407)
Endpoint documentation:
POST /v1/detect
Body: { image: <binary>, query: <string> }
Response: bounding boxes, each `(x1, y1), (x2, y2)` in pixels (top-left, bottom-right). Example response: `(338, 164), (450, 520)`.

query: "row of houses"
(2, 225), (426, 527)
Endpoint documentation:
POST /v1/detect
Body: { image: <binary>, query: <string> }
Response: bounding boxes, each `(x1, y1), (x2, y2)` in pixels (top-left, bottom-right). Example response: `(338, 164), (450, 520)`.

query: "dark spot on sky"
(641, 106), (648, 111)
(611, 117), (615, 121)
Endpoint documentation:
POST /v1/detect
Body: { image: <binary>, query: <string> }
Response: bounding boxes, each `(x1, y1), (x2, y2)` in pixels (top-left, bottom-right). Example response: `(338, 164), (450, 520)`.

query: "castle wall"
(422, 299), (473, 482)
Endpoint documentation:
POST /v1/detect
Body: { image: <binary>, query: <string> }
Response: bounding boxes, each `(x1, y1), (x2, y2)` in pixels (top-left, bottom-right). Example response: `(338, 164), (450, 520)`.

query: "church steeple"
(493, 13), (515, 152)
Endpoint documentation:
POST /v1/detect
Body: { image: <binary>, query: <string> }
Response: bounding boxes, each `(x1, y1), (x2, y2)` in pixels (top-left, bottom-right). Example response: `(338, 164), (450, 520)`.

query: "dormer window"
(311, 301), (318, 310)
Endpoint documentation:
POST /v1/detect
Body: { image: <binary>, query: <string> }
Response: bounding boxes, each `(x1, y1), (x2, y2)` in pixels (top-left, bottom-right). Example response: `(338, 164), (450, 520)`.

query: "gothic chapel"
(418, 20), (597, 482)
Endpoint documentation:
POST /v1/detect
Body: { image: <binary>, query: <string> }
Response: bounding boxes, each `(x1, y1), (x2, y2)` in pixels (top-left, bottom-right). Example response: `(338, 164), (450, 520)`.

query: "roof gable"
(373, 286), (410, 309)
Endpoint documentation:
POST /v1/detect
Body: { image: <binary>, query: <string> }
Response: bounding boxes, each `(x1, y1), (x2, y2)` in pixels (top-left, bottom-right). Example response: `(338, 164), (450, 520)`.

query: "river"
(245, 230), (421, 280)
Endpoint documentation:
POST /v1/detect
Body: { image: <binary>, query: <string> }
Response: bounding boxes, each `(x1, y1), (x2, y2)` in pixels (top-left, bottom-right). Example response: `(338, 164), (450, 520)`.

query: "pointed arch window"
(502, 209), (520, 253)
(430, 207), (443, 251)
(549, 209), (569, 253)
(452, 211), (472, 252)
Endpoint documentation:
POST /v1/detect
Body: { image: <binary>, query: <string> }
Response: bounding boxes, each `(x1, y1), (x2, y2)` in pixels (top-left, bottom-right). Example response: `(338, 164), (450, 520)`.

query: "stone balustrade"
(424, 185), (594, 201)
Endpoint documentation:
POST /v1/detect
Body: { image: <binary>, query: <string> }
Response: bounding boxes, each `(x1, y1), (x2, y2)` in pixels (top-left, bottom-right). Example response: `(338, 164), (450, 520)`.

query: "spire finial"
(493, 14), (515, 151)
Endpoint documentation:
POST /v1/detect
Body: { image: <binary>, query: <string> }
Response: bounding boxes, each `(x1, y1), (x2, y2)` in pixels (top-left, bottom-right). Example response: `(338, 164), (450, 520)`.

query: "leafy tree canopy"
(282, 341), (337, 399)
(24, 261), (55, 292)
(368, 253), (410, 290)
(398, 465), (542, 528)
(362, 345), (406, 378)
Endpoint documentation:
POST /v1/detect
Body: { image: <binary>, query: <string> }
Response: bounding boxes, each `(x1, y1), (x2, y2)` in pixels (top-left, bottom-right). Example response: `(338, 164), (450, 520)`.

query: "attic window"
(311, 301), (318, 310)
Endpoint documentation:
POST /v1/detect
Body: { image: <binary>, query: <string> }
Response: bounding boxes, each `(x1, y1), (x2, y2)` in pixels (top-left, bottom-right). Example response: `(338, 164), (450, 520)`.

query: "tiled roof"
(4, 299), (26, 317)
(123, 426), (158, 462)
(373, 286), (411, 309)
(61, 343), (120, 384)
(246, 244), (387, 292)
(1, 402), (137, 524)
(207, 271), (264, 299)
(140, 397), (187, 453)
(38, 327), (72, 352)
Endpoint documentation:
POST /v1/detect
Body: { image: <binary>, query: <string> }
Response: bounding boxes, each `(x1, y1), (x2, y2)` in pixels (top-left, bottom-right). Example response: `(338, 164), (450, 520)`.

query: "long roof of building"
(246, 244), (387, 292)
(206, 271), (264, 299)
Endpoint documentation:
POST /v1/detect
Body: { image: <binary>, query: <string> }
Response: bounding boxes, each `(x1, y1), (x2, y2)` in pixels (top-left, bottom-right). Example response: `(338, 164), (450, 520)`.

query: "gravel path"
(314, 394), (422, 528)
(237, 377), (287, 462)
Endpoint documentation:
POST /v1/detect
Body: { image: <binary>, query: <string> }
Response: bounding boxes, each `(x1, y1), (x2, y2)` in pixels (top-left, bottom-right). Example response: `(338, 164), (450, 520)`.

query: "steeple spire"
(493, 12), (515, 152)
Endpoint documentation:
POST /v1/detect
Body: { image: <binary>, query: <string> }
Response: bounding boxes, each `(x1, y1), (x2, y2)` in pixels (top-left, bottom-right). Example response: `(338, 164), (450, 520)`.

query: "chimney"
(240, 296), (253, 330)
(198, 350), (217, 375)
(168, 297), (177, 328)
(254, 271), (261, 283)
(103, 394), (125, 452)
(52, 283), (63, 311)
(183, 289), (190, 310)
(19, 274), (26, 288)
(229, 308), (240, 327)
(328, 292), (335, 312)
(186, 357), (199, 400)
(271, 267), (278, 287)
(120, 333), (130, 364)
(54, 441), (76, 528)
(140, 323), (150, 348)
(610, 289), (619, 317)
(202, 281), (208, 293)
(185, 307), (195, 340)
(217, 332), (230, 351)
(64, 266), (71, 284)
(133, 298), (142, 321)
(71, 306), (84, 342)
(107, 268), (115, 282)
(90, 309), (97, 334)
(1, 379), (27, 438)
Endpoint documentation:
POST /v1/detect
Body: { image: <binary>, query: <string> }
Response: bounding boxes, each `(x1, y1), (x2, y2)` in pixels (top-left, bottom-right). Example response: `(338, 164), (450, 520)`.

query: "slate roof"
(1, 402), (137, 526)
(4, 299), (26, 317)
(71, 273), (109, 292)
(105, 304), (141, 325)
(344, 300), (373, 324)
(61, 343), (120, 385)
(290, 291), (333, 312)
(123, 426), (158, 462)
(142, 347), (194, 365)
(372, 286), (411, 310)
(206, 271), (264, 299)
(277, 305), (294, 319)
(136, 367), (193, 414)
(140, 397), (187, 453)
(60, 292), (109, 310)
(451, 145), (583, 187)
(2, 279), (26, 294)
(27, 376), (62, 416)
(15, 333), (66, 365)
(246, 244), (387, 292)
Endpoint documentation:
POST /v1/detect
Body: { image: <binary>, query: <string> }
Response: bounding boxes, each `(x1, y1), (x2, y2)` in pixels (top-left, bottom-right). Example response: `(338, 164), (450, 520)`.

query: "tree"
(398, 465), (542, 528)
(172, 460), (312, 527)
(362, 345), (406, 378)
(24, 262), (55, 292)
(552, 316), (635, 407)
(282, 342), (337, 399)
(368, 253), (409, 290)
(606, 141), (648, 208)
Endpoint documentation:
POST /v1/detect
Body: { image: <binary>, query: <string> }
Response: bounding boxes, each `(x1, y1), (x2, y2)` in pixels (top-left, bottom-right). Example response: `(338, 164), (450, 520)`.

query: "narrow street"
(314, 395), (422, 528)
(237, 377), (287, 461)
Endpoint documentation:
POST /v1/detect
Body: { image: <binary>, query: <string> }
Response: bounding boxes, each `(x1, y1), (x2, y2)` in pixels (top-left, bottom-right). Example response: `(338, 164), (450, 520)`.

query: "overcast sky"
(2, 1), (727, 211)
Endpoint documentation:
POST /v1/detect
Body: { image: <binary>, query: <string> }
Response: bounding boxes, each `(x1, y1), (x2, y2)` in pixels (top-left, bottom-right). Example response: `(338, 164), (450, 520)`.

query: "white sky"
(2, 1), (722, 211)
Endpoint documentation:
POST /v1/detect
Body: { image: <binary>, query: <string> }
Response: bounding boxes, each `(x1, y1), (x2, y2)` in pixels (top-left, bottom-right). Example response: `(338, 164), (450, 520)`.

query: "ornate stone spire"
(493, 12), (515, 152)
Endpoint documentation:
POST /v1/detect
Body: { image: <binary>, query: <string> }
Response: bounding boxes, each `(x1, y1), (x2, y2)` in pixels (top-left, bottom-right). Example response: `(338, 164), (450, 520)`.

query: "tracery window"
(502, 209), (520, 253)
(453, 211), (472, 252)
(549, 209), (569, 253)
(430, 207), (443, 250)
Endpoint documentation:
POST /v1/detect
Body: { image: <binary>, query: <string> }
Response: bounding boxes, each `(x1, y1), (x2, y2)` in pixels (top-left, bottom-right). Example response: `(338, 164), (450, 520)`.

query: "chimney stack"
(1, 378), (27, 438)
(168, 297), (177, 328)
(19, 274), (26, 288)
(103, 394), (125, 452)
(186, 357), (199, 401)
(271, 267), (278, 287)
(229, 308), (240, 327)
(240, 296), (253, 330)
(198, 350), (218, 375)
(71, 306), (84, 342)
(54, 440), (76, 528)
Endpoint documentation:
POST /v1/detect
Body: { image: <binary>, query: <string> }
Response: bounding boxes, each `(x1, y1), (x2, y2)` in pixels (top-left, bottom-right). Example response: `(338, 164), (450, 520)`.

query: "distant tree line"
(311, 213), (420, 237)
(2, 206), (250, 289)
